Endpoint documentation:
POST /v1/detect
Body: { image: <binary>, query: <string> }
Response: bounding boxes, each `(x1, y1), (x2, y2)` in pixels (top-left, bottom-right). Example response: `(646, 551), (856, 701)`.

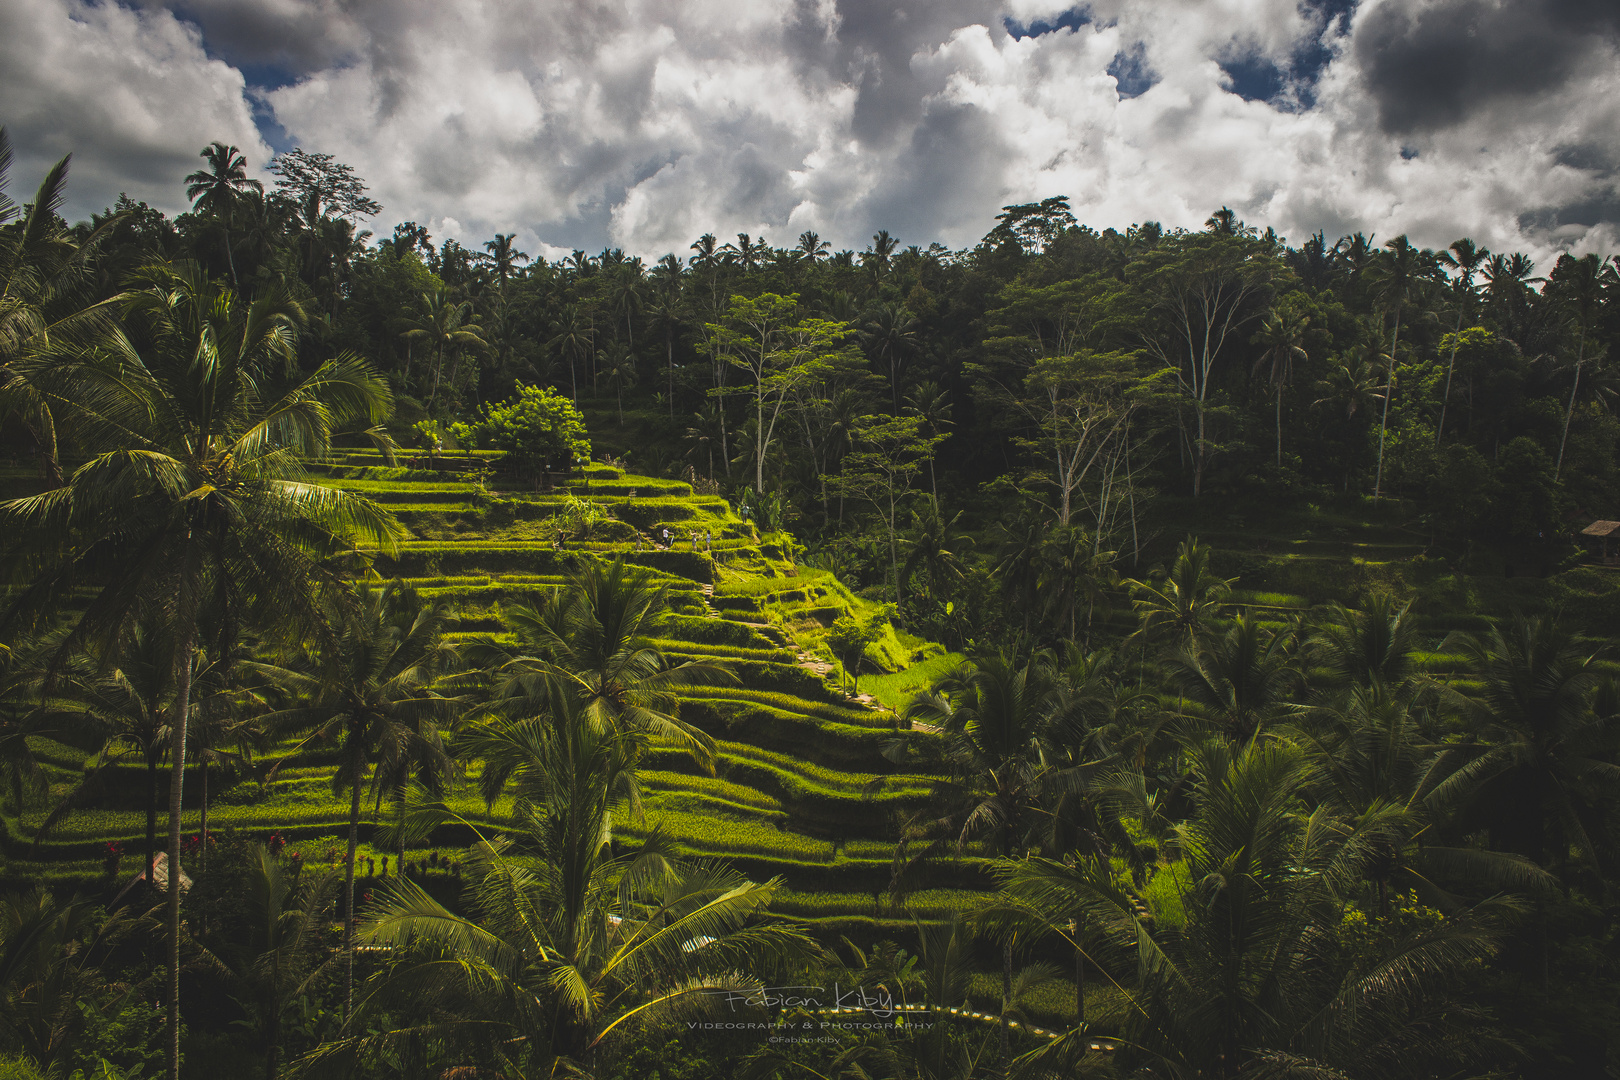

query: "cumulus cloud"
(0, 0), (268, 217)
(4, 0), (1618, 265)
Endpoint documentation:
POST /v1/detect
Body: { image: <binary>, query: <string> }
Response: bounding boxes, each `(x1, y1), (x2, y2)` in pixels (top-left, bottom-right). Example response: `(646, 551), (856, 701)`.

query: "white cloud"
(0, 0), (268, 217)
(5, 0), (1616, 267)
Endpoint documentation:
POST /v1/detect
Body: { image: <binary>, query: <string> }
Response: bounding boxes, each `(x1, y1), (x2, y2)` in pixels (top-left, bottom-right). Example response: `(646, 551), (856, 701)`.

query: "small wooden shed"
(1580, 521), (1620, 566)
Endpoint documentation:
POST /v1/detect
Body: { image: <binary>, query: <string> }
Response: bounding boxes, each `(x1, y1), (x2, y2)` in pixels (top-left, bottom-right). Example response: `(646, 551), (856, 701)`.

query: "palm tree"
(183, 142), (262, 289)
(263, 580), (458, 1018)
(999, 739), (1516, 1080)
(0, 889), (127, 1073)
(796, 230), (831, 262)
(861, 301), (920, 410)
(1165, 612), (1300, 740)
(462, 559), (734, 784)
(900, 498), (971, 609)
(1546, 252), (1609, 479)
(1121, 536), (1234, 649)
(400, 287), (486, 412)
(1436, 615), (1620, 873)
(1435, 238), (1488, 444)
(647, 262), (686, 416)
(1037, 524), (1118, 643)
(193, 845), (342, 1080)
(0, 130), (129, 486)
(1364, 236), (1433, 502)
(547, 302), (594, 402)
(899, 657), (1058, 866)
(903, 380), (953, 498)
(1307, 596), (1424, 694)
(33, 624), (179, 887)
(865, 229), (900, 287)
(1251, 307), (1310, 468)
(1293, 683), (1552, 914)
(299, 690), (814, 1077)
(604, 259), (646, 349)
(475, 232), (530, 292)
(600, 341), (637, 425)
(0, 262), (404, 1080)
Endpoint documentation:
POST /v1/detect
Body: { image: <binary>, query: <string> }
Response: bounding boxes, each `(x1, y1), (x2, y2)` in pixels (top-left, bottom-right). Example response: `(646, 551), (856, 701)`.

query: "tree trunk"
(1075, 929), (1086, 1025)
(344, 738), (363, 1020)
(667, 332), (675, 419)
(1556, 334), (1585, 481)
(1437, 316), (1462, 444)
(1374, 310), (1401, 503)
(756, 394), (766, 495)
(198, 757), (208, 876)
(223, 226), (238, 291)
(146, 755), (158, 887)
(1275, 388), (1283, 469)
(1000, 940), (1013, 1075)
(165, 622), (198, 1080)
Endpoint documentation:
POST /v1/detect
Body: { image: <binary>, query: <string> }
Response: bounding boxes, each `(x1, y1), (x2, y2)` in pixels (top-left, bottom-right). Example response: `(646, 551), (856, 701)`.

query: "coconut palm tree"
(646, 277), (686, 417)
(262, 580), (458, 1018)
(1164, 612), (1301, 740)
(547, 301), (594, 401)
(900, 498), (971, 609)
(475, 232), (530, 292)
(1545, 252), (1610, 479)
(1307, 596), (1424, 695)
(899, 656), (1059, 868)
(1121, 536), (1234, 649)
(861, 301), (920, 410)
(600, 341), (637, 424)
(1251, 307), (1310, 469)
(0, 129), (129, 486)
(1434, 238), (1489, 444)
(1364, 236), (1435, 502)
(1435, 614), (1620, 873)
(0, 889), (130, 1073)
(400, 287), (486, 412)
(32, 623), (179, 886)
(460, 559), (734, 784)
(183, 142), (263, 289)
(903, 380), (953, 499)
(0, 261), (403, 1080)
(298, 687), (814, 1078)
(998, 739), (1518, 1080)
(192, 844), (342, 1080)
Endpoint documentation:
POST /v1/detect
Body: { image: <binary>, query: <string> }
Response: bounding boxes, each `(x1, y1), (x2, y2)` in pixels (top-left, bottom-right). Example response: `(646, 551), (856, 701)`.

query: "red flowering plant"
(266, 831), (286, 854)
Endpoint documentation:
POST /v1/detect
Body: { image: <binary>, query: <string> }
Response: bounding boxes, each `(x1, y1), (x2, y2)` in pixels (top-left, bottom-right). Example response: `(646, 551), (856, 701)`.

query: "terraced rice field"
(0, 454), (968, 935)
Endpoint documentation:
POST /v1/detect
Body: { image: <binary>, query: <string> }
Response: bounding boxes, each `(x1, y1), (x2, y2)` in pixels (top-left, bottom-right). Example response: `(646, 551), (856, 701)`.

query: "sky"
(3, 0), (1617, 266)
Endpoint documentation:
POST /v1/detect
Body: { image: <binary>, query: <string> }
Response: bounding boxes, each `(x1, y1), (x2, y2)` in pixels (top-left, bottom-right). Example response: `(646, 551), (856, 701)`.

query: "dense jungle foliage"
(4, 133), (1620, 1080)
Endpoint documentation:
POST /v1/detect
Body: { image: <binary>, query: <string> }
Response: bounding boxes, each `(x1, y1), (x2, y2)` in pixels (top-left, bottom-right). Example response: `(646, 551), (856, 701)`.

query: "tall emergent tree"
(183, 142), (262, 288)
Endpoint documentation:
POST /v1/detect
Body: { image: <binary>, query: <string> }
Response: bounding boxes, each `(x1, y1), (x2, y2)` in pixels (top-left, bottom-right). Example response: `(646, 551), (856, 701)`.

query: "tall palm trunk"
(344, 734), (363, 1020)
(265, 969), (281, 1080)
(1000, 941), (1013, 1075)
(1074, 919), (1086, 1024)
(222, 226), (239, 291)
(165, 621), (198, 1080)
(1556, 332), (1586, 481)
(1373, 309), (1401, 504)
(145, 754), (158, 886)
(1437, 313), (1463, 444)
(198, 757), (208, 875)
(666, 330), (675, 418)
(1275, 388), (1283, 469)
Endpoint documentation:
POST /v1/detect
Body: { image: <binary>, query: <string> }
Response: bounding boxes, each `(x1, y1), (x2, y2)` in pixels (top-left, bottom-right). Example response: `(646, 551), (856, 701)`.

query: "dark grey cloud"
(1354, 0), (1620, 134)
(859, 99), (1009, 242)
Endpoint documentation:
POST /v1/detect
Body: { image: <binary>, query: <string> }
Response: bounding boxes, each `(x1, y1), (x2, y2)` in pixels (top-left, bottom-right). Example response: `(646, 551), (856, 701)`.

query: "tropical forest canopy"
(3, 133), (1620, 1080)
